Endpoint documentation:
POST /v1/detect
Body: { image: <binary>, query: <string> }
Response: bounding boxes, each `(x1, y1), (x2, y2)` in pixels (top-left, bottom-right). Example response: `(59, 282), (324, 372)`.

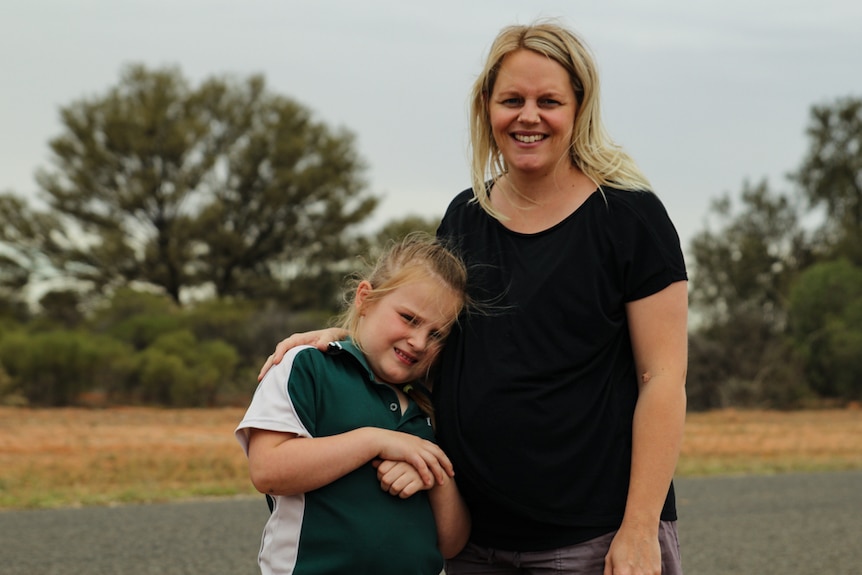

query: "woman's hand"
(258, 328), (348, 381)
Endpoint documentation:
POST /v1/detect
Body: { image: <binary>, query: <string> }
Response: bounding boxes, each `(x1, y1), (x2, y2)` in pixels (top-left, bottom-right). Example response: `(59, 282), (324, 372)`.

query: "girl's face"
(354, 277), (461, 386)
(488, 49), (578, 178)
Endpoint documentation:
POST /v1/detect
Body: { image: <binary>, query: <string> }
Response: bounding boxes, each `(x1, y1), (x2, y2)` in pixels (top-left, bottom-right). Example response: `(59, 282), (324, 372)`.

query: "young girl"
(235, 233), (471, 575)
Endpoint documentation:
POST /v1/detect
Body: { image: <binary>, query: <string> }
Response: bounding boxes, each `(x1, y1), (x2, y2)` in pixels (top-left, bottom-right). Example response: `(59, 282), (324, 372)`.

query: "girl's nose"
(408, 329), (428, 351)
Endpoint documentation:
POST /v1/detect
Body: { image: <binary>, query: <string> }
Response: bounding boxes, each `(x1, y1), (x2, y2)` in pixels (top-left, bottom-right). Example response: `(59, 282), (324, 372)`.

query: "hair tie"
(403, 384), (414, 394)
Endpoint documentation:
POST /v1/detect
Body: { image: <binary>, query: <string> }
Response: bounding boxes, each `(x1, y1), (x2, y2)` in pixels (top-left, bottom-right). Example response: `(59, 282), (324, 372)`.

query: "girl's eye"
(429, 331), (445, 341)
(400, 313), (418, 325)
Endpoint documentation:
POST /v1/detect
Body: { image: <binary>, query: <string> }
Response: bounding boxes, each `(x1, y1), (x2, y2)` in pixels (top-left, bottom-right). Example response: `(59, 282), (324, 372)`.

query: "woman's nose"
(518, 102), (540, 124)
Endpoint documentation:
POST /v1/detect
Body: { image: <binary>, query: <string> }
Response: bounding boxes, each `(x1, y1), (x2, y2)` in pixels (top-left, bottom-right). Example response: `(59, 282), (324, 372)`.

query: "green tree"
(689, 180), (809, 328)
(38, 289), (84, 328)
(88, 288), (182, 349)
(787, 259), (862, 399)
(358, 214), (442, 271)
(0, 193), (59, 319)
(686, 180), (814, 409)
(793, 97), (862, 264)
(9, 64), (377, 305)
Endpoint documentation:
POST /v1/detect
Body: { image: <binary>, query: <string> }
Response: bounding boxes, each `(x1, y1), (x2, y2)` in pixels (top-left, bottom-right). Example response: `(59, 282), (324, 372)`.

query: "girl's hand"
(374, 459), (434, 498)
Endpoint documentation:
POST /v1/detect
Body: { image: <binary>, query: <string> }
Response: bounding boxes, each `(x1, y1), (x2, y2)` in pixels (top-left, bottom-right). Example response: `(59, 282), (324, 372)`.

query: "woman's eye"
(540, 98), (561, 106)
(502, 97), (522, 106)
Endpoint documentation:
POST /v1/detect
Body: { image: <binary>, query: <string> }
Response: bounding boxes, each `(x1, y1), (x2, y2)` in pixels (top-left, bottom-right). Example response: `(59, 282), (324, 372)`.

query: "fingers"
(376, 431), (454, 486)
(257, 354), (276, 382)
(273, 337), (295, 362)
(257, 329), (350, 382)
(405, 455), (436, 487)
(256, 334), (314, 381)
(414, 445), (454, 486)
(376, 460), (429, 498)
(256, 339), (290, 382)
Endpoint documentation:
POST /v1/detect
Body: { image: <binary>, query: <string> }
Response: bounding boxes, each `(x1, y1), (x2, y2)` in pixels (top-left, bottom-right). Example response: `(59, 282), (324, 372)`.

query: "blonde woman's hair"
(337, 232), (468, 418)
(469, 20), (651, 218)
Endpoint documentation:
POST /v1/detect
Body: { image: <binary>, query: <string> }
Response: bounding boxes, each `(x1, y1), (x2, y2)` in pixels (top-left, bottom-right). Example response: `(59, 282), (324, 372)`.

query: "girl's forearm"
(248, 427), (381, 496)
(429, 478), (471, 558)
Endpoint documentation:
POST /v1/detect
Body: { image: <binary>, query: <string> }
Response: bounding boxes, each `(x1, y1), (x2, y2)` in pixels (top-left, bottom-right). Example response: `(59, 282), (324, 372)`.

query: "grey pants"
(445, 520), (682, 575)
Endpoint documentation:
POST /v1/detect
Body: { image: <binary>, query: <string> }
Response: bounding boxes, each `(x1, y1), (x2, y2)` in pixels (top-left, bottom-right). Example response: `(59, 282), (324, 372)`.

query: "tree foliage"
(13, 64), (378, 305)
(6, 67), (860, 408)
(688, 180), (809, 329)
(787, 260), (862, 399)
(793, 97), (862, 264)
(687, 96), (862, 409)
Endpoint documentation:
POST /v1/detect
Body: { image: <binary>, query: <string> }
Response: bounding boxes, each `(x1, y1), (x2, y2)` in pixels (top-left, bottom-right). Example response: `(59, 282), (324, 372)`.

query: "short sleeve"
(610, 190), (688, 302)
(234, 345), (317, 454)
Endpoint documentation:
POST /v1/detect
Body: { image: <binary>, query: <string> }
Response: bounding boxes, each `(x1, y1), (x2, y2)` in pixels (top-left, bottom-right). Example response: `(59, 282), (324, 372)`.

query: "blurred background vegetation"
(1, 65), (861, 410)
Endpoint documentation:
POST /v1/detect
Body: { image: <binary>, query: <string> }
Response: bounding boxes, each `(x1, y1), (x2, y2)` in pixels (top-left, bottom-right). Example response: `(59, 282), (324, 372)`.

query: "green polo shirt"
(236, 340), (442, 575)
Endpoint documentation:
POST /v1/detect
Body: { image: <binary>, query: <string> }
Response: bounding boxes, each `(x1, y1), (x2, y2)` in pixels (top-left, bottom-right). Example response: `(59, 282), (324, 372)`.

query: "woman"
(262, 21), (688, 575)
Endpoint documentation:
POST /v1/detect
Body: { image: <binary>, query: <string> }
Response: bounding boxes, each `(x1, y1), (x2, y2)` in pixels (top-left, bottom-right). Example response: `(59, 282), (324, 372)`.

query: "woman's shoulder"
(602, 186), (660, 207)
(443, 187), (477, 214)
(598, 187), (675, 224)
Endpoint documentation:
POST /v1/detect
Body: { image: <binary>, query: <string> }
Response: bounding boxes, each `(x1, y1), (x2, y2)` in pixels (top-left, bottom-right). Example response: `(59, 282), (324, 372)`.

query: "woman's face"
(488, 49), (577, 178)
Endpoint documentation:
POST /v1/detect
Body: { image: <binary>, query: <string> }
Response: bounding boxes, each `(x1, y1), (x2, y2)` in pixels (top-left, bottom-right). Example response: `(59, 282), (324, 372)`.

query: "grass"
(678, 407), (862, 476)
(1, 406), (861, 510)
(0, 407), (256, 510)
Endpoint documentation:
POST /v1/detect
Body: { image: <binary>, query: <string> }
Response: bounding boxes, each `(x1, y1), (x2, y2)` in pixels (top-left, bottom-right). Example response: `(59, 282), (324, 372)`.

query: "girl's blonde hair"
(338, 232), (468, 417)
(469, 20), (651, 218)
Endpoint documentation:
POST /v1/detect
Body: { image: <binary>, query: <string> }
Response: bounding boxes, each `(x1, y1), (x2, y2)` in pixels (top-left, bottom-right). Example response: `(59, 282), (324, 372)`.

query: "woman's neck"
(491, 166), (596, 233)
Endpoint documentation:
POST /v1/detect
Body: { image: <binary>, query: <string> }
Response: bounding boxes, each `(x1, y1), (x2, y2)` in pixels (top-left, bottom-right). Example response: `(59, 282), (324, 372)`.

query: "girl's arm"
(428, 477), (471, 558)
(605, 280), (688, 575)
(247, 427), (454, 496)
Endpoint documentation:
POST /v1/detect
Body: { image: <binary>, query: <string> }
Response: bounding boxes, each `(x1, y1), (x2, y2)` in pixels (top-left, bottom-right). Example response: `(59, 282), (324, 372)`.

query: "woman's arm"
(247, 427), (454, 496)
(258, 328), (348, 381)
(605, 280), (688, 575)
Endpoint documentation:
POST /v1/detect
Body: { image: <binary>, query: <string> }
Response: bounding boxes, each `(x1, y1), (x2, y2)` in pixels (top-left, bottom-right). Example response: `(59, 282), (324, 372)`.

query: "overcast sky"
(3, 1), (862, 255)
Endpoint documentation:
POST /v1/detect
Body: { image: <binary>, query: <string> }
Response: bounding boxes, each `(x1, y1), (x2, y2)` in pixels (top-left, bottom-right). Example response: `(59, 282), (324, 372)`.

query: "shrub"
(133, 330), (240, 406)
(0, 330), (135, 406)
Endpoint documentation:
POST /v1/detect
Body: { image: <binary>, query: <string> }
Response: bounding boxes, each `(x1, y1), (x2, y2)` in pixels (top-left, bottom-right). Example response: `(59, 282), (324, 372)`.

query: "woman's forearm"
(623, 375), (687, 530)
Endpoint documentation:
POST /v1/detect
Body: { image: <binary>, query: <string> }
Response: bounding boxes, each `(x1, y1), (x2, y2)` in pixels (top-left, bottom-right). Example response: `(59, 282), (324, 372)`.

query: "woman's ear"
(354, 280), (373, 312)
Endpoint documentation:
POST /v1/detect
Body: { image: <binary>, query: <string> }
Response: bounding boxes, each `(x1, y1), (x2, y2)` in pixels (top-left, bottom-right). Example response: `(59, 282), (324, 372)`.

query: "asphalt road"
(1, 471), (859, 574)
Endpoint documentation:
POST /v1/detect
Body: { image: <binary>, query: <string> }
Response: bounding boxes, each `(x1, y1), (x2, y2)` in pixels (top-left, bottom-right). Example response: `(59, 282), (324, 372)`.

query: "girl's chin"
(378, 370), (414, 386)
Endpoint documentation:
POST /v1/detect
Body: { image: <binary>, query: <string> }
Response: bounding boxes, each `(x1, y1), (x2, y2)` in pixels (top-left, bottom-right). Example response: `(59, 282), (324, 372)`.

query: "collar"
(326, 338), (376, 380)
(326, 338), (431, 395)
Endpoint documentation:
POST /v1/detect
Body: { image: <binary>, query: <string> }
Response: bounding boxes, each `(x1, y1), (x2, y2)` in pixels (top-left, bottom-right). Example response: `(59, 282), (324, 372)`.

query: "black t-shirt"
(435, 187), (688, 551)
